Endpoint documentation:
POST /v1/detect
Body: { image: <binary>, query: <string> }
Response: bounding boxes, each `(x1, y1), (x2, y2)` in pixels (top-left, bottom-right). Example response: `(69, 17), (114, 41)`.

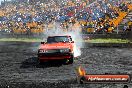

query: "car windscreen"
(47, 36), (70, 43)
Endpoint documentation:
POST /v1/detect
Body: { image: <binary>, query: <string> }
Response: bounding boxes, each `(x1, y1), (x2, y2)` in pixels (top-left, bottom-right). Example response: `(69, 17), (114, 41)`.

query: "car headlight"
(60, 48), (70, 53)
(38, 49), (48, 53)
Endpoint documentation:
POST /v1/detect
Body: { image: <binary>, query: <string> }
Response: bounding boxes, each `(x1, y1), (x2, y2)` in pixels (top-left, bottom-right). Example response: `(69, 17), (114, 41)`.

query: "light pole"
(3, 0), (5, 7)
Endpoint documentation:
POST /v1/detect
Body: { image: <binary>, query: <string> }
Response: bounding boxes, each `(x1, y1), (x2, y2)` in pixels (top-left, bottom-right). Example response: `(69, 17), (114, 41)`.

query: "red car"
(38, 35), (75, 64)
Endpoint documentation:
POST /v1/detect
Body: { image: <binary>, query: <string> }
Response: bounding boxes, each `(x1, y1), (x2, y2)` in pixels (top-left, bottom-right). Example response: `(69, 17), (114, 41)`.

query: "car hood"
(39, 42), (73, 49)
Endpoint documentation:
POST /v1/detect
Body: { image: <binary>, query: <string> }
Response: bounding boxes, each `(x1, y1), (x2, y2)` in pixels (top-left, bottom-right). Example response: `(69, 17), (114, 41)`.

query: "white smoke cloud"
(42, 22), (83, 57)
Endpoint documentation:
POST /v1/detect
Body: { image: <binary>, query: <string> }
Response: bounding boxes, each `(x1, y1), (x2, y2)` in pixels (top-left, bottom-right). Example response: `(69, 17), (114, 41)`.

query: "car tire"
(64, 55), (74, 64)
(37, 57), (43, 65)
(68, 57), (73, 64)
(38, 61), (43, 65)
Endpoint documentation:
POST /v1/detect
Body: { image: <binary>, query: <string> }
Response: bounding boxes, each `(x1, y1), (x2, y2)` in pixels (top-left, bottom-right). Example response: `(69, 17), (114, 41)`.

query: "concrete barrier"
(0, 41), (131, 48)
(82, 33), (129, 39)
(83, 43), (132, 48)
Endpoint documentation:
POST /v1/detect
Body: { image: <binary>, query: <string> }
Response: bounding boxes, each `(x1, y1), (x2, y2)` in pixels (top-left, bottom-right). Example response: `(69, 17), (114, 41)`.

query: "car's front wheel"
(68, 57), (73, 64)
(64, 55), (74, 64)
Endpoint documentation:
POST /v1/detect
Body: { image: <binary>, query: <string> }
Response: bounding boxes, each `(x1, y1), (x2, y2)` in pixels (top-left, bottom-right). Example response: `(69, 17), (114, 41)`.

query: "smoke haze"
(42, 22), (83, 57)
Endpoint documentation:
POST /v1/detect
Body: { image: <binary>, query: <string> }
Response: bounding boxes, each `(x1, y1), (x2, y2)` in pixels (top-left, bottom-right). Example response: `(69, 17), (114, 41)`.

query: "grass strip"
(0, 38), (131, 43)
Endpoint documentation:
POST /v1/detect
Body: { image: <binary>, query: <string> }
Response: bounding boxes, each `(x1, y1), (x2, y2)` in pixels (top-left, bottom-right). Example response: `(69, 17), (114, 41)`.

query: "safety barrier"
(83, 43), (132, 48)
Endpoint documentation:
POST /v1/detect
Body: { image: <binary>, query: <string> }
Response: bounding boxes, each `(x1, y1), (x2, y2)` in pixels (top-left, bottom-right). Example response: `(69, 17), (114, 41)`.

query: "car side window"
(69, 37), (72, 41)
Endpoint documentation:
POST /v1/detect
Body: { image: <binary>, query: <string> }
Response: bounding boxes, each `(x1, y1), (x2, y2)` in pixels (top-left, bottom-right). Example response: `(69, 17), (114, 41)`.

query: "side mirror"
(71, 41), (74, 43)
(41, 42), (45, 44)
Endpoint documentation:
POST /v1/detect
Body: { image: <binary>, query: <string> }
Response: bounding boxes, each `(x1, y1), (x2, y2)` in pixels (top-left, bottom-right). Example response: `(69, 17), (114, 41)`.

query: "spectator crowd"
(0, 0), (131, 35)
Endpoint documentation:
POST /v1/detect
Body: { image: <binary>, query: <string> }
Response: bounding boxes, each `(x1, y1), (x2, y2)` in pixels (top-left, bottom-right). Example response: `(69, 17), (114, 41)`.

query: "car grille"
(46, 49), (60, 53)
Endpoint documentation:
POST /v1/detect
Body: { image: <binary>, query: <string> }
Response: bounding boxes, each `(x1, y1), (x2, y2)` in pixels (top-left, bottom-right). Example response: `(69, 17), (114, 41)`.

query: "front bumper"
(38, 53), (73, 62)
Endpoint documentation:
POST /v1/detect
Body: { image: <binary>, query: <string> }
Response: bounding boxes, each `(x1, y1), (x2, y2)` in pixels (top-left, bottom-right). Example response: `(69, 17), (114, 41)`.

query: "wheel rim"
(65, 59), (70, 64)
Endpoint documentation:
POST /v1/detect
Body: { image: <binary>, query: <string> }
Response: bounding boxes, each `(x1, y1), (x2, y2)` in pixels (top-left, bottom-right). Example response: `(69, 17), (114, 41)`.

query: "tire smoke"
(43, 22), (83, 57)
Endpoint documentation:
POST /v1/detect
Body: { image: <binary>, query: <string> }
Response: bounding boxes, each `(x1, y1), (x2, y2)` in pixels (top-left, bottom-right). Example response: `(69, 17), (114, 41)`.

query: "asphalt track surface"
(0, 42), (132, 88)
